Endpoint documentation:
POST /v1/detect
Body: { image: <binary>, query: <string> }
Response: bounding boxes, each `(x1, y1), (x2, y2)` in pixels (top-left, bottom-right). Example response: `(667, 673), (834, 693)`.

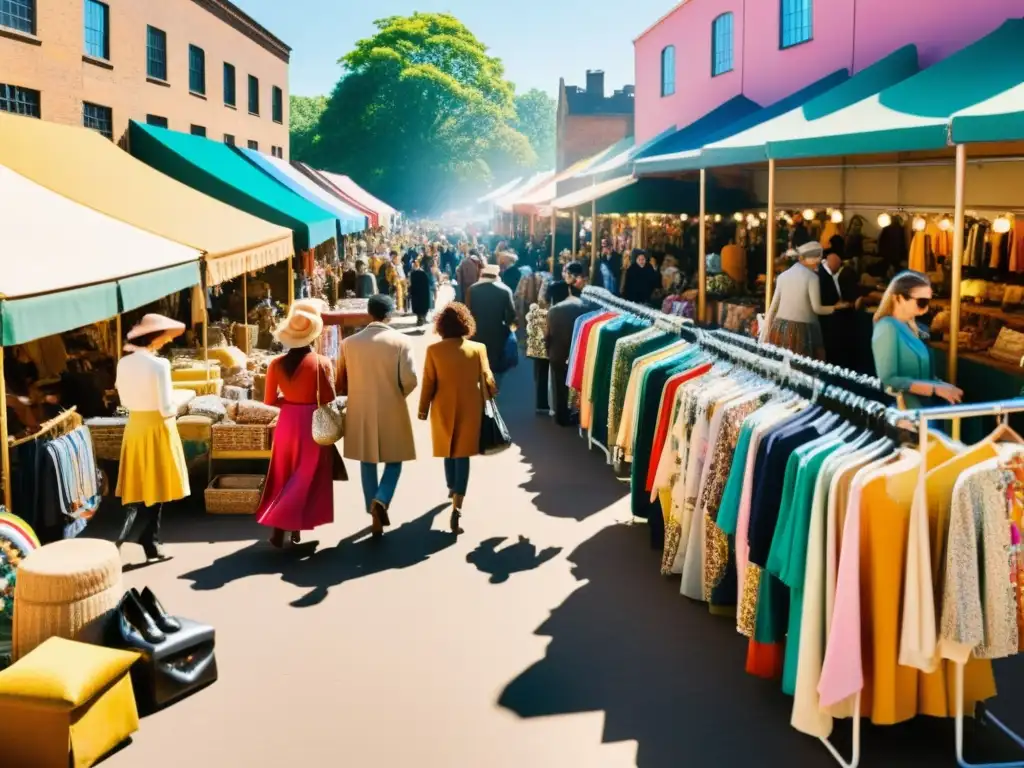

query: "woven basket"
(84, 419), (126, 462)
(211, 423), (269, 452)
(205, 474), (264, 515)
(232, 324), (259, 350)
(173, 378), (223, 397)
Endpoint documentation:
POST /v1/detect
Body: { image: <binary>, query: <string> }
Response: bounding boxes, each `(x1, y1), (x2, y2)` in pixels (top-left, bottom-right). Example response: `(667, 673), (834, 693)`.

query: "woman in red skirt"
(256, 299), (346, 547)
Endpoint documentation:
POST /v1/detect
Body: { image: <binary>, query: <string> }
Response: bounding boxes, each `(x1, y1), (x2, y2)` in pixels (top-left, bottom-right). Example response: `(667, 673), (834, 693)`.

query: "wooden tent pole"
(115, 315), (122, 361)
(0, 346), (11, 511)
(287, 256), (295, 310)
(591, 200), (598, 278)
(949, 144), (967, 441)
(698, 170), (707, 324)
(766, 159), (777, 311)
(242, 271), (249, 355)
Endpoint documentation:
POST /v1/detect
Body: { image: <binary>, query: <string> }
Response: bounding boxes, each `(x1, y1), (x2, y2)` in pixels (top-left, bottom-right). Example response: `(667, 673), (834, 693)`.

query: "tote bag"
(478, 360), (512, 456)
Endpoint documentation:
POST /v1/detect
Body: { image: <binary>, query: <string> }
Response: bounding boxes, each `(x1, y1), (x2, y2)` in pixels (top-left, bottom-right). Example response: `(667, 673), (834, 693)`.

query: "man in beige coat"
(337, 295), (418, 537)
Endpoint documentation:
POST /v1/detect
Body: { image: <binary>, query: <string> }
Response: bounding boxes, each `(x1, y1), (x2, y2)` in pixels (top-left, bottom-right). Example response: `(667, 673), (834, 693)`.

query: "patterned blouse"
(525, 304), (549, 360)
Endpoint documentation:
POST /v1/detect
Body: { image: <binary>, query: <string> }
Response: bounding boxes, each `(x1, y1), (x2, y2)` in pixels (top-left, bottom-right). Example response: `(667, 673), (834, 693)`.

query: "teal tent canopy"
(128, 121), (337, 253)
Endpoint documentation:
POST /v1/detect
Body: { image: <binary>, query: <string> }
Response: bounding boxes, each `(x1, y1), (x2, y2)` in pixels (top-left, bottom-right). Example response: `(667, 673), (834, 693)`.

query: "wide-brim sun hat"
(126, 313), (185, 341)
(290, 298), (328, 317)
(273, 309), (324, 349)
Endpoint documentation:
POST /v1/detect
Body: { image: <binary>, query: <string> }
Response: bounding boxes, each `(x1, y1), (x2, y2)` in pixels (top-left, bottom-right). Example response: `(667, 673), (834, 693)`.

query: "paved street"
(96, 294), (1024, 767)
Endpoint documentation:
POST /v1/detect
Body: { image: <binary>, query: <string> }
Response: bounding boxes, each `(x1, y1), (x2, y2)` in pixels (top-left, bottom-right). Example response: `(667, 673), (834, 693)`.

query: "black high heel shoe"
(118, 590), (165, 645)
(136, 587), (181, 634)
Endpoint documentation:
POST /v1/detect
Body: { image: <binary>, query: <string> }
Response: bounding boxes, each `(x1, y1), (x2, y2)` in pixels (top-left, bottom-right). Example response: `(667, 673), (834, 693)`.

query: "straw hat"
(290, 298), (328, 317)
(481, 263), (501, 278)
(273, 309), (324, 349)
(124, 313), (185, 352)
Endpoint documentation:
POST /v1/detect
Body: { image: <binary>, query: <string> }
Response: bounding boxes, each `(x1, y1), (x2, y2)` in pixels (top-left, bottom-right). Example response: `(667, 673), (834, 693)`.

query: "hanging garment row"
(568, 287), (1024, 758)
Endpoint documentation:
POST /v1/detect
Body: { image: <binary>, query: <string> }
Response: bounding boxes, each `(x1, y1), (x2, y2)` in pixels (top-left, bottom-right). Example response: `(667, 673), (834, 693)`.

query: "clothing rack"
(7, 407), (82, 448)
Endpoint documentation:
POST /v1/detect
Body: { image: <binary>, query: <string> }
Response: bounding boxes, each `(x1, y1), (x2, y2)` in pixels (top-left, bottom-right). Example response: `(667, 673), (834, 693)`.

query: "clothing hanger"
(986, 413), (1024, 444)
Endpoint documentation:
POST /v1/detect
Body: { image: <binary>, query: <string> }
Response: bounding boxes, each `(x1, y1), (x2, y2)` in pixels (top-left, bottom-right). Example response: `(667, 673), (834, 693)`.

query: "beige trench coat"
(337, 323), (418, 463)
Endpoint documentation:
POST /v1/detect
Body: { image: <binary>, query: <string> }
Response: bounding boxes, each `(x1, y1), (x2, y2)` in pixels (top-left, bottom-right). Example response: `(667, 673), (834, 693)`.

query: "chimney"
(622, 85), (635, 97)
(586, 70), (605, 97)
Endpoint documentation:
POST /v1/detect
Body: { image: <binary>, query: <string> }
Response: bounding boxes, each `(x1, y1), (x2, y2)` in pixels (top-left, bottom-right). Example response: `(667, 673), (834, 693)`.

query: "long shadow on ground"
(498, 523), (1024, 768)
(178, 505), (456, 607)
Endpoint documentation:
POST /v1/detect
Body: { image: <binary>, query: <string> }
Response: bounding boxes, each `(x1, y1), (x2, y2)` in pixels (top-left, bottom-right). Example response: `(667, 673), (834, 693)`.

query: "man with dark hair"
(565, 261), (587, 292)
(354, 258), (377, 299)
(466, 262), (516, 387)
(337, 294), (418, 537)
(545, 281), (588, 426)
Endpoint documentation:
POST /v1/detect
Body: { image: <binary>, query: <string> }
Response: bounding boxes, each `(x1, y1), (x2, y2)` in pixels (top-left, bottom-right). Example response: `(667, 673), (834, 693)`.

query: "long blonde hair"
(874, 270), (931, 332)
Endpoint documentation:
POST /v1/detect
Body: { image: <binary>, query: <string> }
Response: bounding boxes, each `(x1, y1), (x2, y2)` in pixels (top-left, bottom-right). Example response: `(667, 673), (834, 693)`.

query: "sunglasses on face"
(902, 295), (931, 310)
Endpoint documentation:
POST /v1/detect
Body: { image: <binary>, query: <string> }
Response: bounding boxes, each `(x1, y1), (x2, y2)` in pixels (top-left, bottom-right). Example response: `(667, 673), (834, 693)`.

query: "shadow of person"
(178, 506), (456, 607)
(466, 535), (561, 584)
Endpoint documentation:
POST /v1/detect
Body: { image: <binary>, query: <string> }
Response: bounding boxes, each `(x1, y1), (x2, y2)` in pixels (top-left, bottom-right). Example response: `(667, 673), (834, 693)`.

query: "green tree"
(514, 89), (556, 170)
(289, 94), (327, 159)
(304, 13), (536, 214)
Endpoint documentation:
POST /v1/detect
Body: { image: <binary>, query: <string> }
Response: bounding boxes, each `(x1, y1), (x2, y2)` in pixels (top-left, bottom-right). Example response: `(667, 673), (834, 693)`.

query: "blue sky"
(233, 0), (671, 98)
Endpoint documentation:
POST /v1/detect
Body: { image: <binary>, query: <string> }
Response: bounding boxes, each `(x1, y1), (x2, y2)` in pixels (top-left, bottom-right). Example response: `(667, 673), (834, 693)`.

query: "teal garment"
(871, 316), (934, 409)
(715, 421), (753, 535)
(589, 318), (649, 447)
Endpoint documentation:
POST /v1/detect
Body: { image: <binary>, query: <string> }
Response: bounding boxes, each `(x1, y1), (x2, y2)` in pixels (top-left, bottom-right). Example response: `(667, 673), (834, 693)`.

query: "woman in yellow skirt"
(114, 314), (190, 560)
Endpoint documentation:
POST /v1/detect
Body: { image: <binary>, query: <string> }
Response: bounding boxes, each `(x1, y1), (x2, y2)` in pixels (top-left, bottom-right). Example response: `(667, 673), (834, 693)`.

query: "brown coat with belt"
(417, 337), (497, 458)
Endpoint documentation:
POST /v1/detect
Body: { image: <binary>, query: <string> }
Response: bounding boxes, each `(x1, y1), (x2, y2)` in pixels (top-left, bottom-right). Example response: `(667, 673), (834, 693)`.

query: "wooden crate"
(205, 474), (264, 514)
(211, 423), (269, 453)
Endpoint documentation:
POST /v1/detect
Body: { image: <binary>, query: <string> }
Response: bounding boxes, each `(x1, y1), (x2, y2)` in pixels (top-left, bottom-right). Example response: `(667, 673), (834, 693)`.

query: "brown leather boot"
(450, 494), (464, 534)
(369, 499), (389, 538)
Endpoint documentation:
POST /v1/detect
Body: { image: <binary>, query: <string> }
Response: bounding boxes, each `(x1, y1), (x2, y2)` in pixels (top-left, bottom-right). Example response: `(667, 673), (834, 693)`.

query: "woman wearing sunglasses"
(872, 270), (963, 408)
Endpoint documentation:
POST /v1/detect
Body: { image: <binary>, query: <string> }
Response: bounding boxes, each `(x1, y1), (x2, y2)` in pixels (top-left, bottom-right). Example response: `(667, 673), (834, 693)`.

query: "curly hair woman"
(418, 302), (497, 533)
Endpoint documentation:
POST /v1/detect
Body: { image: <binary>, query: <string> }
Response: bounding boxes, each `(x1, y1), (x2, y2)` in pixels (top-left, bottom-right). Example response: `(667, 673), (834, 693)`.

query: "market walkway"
(97, 297), (1024, 768)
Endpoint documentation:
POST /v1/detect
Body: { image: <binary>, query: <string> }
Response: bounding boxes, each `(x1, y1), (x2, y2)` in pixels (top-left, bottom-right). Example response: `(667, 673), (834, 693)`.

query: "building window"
(0, 83), (40, 117)
(270, 146), (283, 158)
(83, 102), (113, 140)
(0, 0), (34, 34)
(780, 0), (813, 49)
(84, 0), (109, 59)
(248, 75), (259, 115)
(224, 134), (235, 146)
(146, 26), (167, 80)
(272, 86), (283, 124)
(145, 114), (168, 128)
(660, 46), (675, 97)
(711, 13), (734, 76)
(189, 45), (206, 95)
(247, 139), (258, 150)
(223, 62), (236, 107)
(190, 124), (206, 137)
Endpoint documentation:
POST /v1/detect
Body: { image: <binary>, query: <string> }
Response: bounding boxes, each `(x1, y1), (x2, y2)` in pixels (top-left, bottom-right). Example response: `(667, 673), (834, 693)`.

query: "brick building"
(0, 0), (291, 157)
(555, 70), (634, 172)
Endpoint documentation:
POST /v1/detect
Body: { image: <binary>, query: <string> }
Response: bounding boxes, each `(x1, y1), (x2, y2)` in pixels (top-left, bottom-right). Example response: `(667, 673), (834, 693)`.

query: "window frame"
(779, 0), (813, 49)
(145, 114), (168, 128)
(223, 62), (236, 107)
(660, 45), (676, 98)
(272, 85), (283, 124)
(190, 124), (206, 137)
(83, 0), (110, 60)
(82, 101), (113, 140)
(0, 83), (41, 118)
(146, 26), (167, 81)
(711, 12), (735, 77)
(0, 0), (35, 35)
(248, 75), (259, 115)
(247, 139), (258, 151)
(224, 134), (235, 146)
(188, 44), (206, 95)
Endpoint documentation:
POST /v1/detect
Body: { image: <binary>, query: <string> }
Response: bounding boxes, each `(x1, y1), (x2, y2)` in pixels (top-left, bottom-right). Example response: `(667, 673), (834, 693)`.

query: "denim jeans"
(360, 462), (403, 510)
(443, 457), (471, 495)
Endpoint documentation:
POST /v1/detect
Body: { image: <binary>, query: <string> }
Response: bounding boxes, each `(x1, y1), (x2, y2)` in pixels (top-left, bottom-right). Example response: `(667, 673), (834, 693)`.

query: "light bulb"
(680, 213), (688, 222)
(877, 213), (892, 228)
(584, 218), (593, 231)
(831, 210), (844, 224)
(938, 218), (952, 231)
(994, 216), (1012, 234)
(714, 214), (722, 223)
(802, 209), (816, 220)
(912, 216), (926, 232)
(733, 212), (744, 222)
(749, 218), (760, 228)
(759, 212), (768, 220)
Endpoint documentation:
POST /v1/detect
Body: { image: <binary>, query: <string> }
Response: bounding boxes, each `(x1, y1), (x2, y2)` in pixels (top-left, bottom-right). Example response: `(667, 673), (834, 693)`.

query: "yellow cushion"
(171, 364), (221, 382)
(0, 636), (139, 708)
(207, 346), (247, 369)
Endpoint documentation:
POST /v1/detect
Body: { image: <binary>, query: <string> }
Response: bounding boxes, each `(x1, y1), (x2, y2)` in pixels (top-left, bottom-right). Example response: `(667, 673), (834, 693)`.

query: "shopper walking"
(114, 314), (190, 560)
(525, 291), (551, 415)
(466, 262), (516, 385)
(338, 295), (418, 537)
(256, 300), (346, 548)
(545, 282), (588, 426)
(455, 248), (483, 302)
(418, 303), (498, 533)
(410, 256), (435, 326)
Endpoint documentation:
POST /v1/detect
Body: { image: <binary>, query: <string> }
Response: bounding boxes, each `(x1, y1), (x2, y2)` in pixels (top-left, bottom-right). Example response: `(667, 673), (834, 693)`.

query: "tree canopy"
(514, 89), (556, 170)
(291, 13), (554, 215)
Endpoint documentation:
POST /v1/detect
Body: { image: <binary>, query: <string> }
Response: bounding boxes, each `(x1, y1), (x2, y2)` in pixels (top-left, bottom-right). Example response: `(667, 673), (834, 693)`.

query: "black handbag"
(478, 363), (512, 456)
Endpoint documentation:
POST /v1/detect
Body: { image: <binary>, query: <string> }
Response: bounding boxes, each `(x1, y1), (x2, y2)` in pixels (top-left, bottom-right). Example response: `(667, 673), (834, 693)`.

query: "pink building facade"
(634, 0), (1024, 144)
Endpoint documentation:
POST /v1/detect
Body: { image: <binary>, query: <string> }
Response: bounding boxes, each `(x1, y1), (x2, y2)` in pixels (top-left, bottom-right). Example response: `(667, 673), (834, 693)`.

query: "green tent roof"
(951, 82), (1024, 145)
(129, 121), (337, 253)
(767, 20), (1024, 161)
(645, 45), (920, 173)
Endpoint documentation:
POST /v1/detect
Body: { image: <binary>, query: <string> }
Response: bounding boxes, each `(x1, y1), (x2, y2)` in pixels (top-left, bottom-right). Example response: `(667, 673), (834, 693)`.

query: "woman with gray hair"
(759, 241), (852, 359)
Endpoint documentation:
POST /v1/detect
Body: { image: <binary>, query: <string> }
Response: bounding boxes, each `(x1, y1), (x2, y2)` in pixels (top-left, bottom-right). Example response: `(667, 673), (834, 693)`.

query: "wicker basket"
(84, 419), (126, 462)
(205, 474), (264, 514)
(232, 323), (259, 350)
(211, 423), (269, 453)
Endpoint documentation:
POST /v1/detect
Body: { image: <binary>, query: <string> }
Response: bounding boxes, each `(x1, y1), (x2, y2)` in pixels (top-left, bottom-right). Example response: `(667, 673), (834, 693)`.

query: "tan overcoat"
(418, 338), (497, 458)
(337, 323), (418, 463)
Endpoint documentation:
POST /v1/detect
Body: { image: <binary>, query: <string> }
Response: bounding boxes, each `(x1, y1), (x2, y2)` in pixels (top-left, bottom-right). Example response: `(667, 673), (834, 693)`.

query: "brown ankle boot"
(369, 499), (389, 538)
(450, 494), (464, 533)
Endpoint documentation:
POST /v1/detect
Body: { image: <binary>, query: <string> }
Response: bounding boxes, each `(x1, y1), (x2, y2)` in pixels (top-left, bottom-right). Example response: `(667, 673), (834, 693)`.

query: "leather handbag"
(313, 358), (346, 446)
(478, 363), (512, 456)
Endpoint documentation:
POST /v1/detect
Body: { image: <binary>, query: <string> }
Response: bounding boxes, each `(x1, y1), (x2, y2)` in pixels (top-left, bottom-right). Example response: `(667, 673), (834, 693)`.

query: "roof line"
(191, 0), (291, 62)
(634, 0), (691, 44)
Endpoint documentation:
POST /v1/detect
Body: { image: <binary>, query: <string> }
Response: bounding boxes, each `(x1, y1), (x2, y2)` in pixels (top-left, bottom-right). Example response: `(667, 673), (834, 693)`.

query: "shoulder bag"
(312, 357), (347, 446)
(478, 356), (512, 456)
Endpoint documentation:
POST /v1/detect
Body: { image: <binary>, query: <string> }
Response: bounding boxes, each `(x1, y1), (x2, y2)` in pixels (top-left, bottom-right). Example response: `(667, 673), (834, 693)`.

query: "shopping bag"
(479, 397), (512, 456)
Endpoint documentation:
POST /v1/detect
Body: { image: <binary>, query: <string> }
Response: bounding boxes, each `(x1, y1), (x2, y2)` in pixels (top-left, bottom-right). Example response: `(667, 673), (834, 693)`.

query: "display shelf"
(932, 297), (1024, 329)
(209, 449), (271, 461)
(929, 340), (1024, 378)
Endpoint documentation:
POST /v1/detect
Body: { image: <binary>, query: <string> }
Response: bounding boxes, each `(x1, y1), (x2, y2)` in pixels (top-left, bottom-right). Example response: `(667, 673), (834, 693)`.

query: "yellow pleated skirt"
(115, 410), (190, 507)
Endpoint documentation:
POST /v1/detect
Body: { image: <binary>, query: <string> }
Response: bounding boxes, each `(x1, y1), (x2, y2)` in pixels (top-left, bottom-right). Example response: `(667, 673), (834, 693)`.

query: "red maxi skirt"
(256, 403), (345, 531)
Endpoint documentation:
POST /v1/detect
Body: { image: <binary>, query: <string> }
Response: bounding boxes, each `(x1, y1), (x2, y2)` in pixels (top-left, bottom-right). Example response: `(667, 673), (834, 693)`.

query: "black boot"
(138, 504), (167, 560)
(136, 587), (181, 633)
(114, 505), (138, 550)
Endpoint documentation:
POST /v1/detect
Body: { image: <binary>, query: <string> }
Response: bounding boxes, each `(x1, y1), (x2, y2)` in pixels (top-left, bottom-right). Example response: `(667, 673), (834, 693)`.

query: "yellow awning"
(0, 113), (293, 285)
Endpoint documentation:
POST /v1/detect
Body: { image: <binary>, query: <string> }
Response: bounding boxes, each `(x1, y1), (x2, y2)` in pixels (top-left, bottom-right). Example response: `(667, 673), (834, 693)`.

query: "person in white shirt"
(114, 314), (191, 560)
